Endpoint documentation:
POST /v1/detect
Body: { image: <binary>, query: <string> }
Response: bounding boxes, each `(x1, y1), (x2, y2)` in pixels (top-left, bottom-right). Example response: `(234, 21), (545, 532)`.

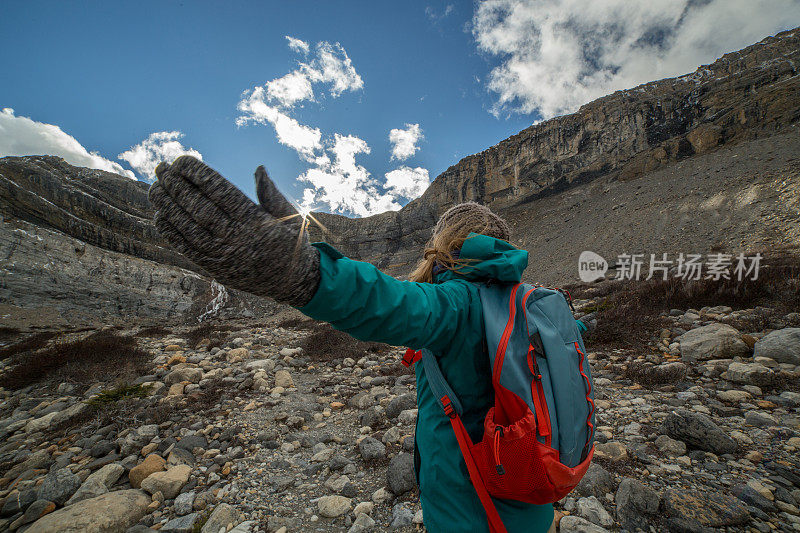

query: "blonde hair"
(409, 203), (511, 283)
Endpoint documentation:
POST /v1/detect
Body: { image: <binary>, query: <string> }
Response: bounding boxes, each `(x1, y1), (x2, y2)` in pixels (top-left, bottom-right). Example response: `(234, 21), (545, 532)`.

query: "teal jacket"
(298, 233), (554, 532)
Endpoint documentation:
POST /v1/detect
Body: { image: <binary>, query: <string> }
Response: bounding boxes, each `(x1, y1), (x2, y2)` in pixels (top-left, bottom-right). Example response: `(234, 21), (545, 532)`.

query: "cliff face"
(309, 28), (800, 275)
(0, 157), (277, 325)
(1, 28), (798, 324)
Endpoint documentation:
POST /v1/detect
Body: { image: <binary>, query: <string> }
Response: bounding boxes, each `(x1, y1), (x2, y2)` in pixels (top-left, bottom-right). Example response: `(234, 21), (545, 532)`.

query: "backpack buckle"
(441, 396), (456, 418)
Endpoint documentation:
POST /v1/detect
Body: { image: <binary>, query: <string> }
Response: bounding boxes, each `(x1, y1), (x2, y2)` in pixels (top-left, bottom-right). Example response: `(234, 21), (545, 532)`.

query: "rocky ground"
(1, 299), (799, 533)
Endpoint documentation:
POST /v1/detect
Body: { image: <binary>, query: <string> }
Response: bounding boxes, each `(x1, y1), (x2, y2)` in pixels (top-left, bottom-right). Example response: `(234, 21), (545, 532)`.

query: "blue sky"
(2, 0), (798, 216)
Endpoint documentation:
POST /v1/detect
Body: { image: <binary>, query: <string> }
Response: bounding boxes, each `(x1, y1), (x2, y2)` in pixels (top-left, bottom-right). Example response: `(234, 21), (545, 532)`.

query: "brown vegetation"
(0, 331), (59, 360)
(299, 323), (392, 362)
(568, 248), (800, 348)
(0, 330), (149, 390)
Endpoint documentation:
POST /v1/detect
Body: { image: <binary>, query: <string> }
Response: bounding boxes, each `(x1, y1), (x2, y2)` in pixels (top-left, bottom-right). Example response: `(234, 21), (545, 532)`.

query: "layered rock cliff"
(308, 27), (800, 276)
(0, 157), (277, 325)
(1, 28), (798, 324)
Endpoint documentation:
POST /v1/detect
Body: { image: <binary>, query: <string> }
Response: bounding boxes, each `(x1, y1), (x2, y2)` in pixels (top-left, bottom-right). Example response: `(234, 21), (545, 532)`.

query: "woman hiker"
(148, 156), (558, 532)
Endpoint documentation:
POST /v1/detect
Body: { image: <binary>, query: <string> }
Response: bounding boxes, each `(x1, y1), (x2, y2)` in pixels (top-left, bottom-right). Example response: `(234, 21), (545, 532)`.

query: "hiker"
(149, 156), (589, 533)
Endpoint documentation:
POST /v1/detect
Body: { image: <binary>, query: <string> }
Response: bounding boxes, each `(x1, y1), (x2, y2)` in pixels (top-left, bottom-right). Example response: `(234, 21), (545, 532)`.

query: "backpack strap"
(417, 349), (508, 533)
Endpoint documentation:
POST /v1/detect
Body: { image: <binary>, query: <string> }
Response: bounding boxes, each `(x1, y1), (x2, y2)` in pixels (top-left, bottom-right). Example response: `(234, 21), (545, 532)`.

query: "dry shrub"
(576, 248), (800, 348)
(299, 323), (391, 362)
(624, 360), (686, 388)
(0, 331), (59, 360)
(136, 325), (172, 337)
(186, 377), (230, 411)
(183, 322), (241, 350)
(0, 331), (150, 390)
(277, 317), (317, 329)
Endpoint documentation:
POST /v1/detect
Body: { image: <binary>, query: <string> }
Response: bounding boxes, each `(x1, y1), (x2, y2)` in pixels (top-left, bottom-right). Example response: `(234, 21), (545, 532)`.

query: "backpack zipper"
(492, 426), (505, 475)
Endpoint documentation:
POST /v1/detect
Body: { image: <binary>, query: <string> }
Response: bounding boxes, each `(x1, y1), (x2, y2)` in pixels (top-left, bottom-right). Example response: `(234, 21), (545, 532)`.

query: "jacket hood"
(434, 232), (528, 284)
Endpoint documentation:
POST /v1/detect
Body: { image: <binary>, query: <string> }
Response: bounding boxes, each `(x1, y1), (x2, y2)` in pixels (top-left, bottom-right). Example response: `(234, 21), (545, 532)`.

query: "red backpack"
(403, 283), (596, 533)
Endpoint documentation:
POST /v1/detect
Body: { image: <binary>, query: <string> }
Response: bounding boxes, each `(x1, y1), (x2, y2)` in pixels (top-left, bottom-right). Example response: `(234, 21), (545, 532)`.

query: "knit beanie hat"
(432, 202), (511, 242)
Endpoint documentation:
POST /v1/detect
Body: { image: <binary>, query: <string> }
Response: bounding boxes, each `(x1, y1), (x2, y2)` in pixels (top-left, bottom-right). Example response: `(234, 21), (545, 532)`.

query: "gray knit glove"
(148, 156), (321, 307)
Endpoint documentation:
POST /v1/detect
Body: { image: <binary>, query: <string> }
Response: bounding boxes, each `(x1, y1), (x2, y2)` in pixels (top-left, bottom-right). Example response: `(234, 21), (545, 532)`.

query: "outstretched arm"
(298, 243), (472, 354)
(149, 156), (470, 352)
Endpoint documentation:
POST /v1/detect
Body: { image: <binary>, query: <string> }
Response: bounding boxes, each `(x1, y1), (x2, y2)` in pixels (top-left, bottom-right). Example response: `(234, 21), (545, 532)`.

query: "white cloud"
(304, 41), (364, 97)
(264, 71), (315, 108)
(426, 4), (455, 22)
(237, 87), (322, 161)
(389, 123), (424, 161)
(385, 166), (430, 199)
(238, 39), (428, 217)
(118, 131), (202, 183)
(286, 35), (309, 55)
(472, 0), (800, 119)
(238, 38), (363, 115)
(0, 108), (136, 179)
(299, 134), (402, 217)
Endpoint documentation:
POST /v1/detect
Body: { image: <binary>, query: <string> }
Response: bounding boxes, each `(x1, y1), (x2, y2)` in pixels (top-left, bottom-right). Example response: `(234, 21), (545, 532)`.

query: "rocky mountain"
(1, 28), (799, 325)
(309, 27), (800, 280)
(0, 156), (278, 326)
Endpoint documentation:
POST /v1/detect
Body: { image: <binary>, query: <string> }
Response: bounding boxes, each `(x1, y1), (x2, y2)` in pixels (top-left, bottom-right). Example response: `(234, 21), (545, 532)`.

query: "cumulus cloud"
(286, 35), (309, 55)
(384, 166), (430, 199)
(472, 0), (800, 119)
(118, 131), (203, 182)
(238, 38), (430, 216)
(0, 108), (136, 179)
(237, 87), (322, 161)
(389, 123), (424, 161)
(299, 134), (402, 217)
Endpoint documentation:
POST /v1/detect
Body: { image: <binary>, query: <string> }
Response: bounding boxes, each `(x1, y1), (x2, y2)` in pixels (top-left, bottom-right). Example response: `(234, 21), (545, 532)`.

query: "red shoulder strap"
(441, 398), (508, 533)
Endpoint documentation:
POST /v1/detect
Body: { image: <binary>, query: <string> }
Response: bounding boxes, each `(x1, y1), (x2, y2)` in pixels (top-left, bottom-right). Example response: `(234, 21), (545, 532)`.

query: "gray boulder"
(387, 453), (416, 495)
(616, 478), (660, 531)
(721, 362), (775, 387)
(661, 409), (737, 454)
(755, 328), (800, 365)
(38, 468), (81, 506)
(679, 323), (749, 362)
(25, 489), (150, 533)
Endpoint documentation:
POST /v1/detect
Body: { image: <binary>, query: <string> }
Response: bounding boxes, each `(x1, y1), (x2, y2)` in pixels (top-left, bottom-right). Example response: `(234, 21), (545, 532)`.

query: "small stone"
(616, 478), (660, 531)
(174, 491), (195, 515)
(201, 503), (240, 533)
(37, 468), (81, 506)
(348, 513), (376, 533)
(390, 503), (414, 529)
(318, 495), (352, 518)
(387, 453), (416, 495)
(161, 512), (199, 533)
(358, 437), (386, 461)
(745, 411), (777, 427)
(559, 515), (611, 533)
(24, 490), (151, 533)
(140, 465), (191, 499)
(65, 477), (109, 506)
(577, 496), (613, 527)
(386, 394), (416, 419)
(594, 441), (627, 462)
(353, 501), (374, 517)
(19, 500), (56, 525)
(129, 454), (167, 488)
(717, 389), (752, 403)
(274, 370), (294, 388)
(655, 435), (687, 457)
(662, 409), (737, 454)
(372, 488), (391, 504)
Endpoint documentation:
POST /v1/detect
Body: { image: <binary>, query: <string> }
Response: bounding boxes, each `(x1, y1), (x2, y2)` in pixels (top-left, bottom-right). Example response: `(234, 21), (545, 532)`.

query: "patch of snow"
(197, 280), (229, 322)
